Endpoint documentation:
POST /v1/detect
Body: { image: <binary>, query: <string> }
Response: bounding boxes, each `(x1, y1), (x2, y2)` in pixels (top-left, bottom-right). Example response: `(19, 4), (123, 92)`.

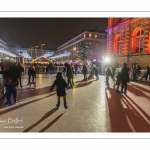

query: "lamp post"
(31, 47), (34, 59)
(41, 44), (45, 56)
(35, 46), (39, 58)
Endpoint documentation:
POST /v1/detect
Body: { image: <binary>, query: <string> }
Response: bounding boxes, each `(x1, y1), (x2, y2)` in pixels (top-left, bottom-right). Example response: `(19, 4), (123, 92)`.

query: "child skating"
(50, 72), (68, 109)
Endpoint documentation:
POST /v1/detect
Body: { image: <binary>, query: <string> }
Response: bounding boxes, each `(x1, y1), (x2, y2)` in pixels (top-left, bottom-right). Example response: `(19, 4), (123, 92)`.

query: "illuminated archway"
(132, 27), (144, 54)
(114, 34), (122, 54)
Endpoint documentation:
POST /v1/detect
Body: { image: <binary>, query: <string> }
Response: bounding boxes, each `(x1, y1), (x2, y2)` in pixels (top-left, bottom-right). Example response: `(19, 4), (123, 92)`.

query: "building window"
(132, 28), (144, 54)
(94, 35), (97, 38)
(89, 34), (92, 38)
(114, 34), (122, 55)
(135, 29), (144, 53)
(117, 36), (122, 54)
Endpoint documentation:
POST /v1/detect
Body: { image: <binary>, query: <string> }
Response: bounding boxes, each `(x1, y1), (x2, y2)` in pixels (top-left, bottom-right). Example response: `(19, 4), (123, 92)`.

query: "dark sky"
(0, 18), (108, 50)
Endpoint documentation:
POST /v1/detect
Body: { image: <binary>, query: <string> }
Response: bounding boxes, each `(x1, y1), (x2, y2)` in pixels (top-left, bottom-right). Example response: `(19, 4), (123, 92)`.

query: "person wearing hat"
(50, 72), (68, 109)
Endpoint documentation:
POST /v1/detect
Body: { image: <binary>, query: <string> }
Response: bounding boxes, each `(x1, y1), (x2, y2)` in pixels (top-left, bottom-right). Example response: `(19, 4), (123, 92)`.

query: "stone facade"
(106, 18), (150, 68)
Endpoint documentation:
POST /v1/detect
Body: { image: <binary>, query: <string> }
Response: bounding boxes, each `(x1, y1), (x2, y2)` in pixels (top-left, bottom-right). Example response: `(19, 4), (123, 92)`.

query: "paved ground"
(0, 74), (150, 132)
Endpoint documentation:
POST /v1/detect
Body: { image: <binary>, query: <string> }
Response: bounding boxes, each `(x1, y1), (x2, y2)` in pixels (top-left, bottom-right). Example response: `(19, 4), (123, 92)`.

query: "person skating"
(140, 66), (150, 81)
(74, 63), (78, 75)
(82, 65), (88, 81)
(106, 67), (112, 82)
(112, 65), (116, 79)
(120, 63), (130, 94)
(50, 72), (68, 109)
(93, 67), (99, 80)
(17, 62), (24, 88)
(27, 65), (36, 85)
(115, 72), (121, 92)
(64, 63), (73, 89)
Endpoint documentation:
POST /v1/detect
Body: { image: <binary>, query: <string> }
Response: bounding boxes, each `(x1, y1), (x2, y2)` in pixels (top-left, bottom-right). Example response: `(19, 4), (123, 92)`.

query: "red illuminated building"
(106, 18), (150, 68)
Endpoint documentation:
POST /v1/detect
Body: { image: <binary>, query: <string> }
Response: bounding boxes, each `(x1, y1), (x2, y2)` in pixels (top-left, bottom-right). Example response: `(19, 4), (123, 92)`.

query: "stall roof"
(0, 48), (17, 57)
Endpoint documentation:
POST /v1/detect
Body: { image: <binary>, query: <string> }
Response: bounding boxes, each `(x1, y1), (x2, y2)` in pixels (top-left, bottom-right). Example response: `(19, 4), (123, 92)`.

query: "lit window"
(94, 35), (97, 38)
(117, 36), (122, 55)
(89, 34), (92, 38)
(135, 29), (144, 53)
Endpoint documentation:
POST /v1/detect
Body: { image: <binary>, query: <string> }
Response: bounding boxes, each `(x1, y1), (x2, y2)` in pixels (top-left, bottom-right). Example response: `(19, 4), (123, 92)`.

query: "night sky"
(0, 18), (108, 50)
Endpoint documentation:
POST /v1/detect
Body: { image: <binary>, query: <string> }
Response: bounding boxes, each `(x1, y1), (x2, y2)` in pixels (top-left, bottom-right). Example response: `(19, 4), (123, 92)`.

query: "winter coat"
(66, 66), (73, 78)
(116, 73), (121, 85)
(120, 67), (130, 84)
(50, 76), (68, 96)
(106, 68), (112, 76)
(0, 64), (20, 86)
(28, 67), (36, 76)
(18, 66), (24, 76)
(82, 67), (88, 74)
(93, 68), (98, 75)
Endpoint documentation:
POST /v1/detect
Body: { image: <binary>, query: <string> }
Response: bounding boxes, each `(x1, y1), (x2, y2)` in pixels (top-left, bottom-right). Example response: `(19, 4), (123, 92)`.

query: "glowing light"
(104, 58), (110, 62)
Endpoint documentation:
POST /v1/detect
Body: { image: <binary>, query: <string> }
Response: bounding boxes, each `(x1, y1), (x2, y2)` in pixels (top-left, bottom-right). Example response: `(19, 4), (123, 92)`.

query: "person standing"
(140, 66), (149, 81)
(64, 63), (73, 88)
(82, 65), (88, 81)
(48, 62), (53, 75)
(45, 64), (49, 74)
(106, 67), (112, 82)
(50, 72), (68, 109)
(27, 65), (36, 85)
(112, 65), (116, 79)
(93, 67), (99, 80)
(74, 63), (78, 76)
(132, 65), (138, 81)
(120, 63), (130, 94)
(0, 61), (20, 106)
(17, 63), (24, 88)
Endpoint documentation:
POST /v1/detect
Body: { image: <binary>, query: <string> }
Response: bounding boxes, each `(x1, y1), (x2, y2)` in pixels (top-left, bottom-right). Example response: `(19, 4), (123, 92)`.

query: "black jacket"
(121, 67), (130, 83)
(0, 64), (20, 86)
(50, 76), (67, 96)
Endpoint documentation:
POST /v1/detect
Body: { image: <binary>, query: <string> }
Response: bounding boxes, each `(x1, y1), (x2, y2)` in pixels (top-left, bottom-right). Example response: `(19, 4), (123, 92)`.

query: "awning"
(17, 50), (31, 59)
(31, 56), (52, 63)
(50, 52), (71, 59)
(42, 52), (54, 58)
(0, 48), (17, 57)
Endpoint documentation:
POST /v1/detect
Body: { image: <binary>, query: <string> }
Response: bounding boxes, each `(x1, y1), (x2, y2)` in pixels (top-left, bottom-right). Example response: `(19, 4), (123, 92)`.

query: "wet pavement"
(0, 74), (150, 132)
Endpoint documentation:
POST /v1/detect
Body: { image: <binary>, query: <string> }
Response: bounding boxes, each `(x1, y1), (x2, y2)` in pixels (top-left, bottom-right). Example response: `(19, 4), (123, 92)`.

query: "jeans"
(18, 75), (22, 86)
(5, 85), (17, 102)
(95, 73), (99, 80)
(28, 75), (35, 84)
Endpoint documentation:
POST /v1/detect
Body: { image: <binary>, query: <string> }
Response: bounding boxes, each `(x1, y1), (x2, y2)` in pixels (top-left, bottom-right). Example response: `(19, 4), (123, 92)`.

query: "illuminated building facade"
(54, 31), (107, 64)
(106, 18), (150, 68)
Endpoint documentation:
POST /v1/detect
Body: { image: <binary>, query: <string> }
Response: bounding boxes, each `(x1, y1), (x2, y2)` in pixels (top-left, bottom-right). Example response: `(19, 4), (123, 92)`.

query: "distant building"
(106, 18), (150, 68)
(52, 31), (107, 65)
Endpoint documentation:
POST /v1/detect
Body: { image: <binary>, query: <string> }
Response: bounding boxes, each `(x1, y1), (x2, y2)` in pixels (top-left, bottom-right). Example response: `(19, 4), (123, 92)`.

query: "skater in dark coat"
(120, 63), (130, 94)
(106, 67), (112, 82)
(82, 65), (88, 81)
(64, 63), (73, 88)
(93, 67), (99, 80)
(0, 61), (20, 106)
(50, 72), (68, 109)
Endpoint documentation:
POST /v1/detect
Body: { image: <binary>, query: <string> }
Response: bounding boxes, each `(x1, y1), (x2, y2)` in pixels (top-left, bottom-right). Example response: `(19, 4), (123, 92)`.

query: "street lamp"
(41, 44), (45, 55)
(35, 46), (39, 58)
(31, 47), (34, 59)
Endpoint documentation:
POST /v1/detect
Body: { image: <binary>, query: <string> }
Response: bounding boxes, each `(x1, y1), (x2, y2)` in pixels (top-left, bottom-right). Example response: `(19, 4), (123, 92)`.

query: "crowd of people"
(0, 59), (150, 108)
